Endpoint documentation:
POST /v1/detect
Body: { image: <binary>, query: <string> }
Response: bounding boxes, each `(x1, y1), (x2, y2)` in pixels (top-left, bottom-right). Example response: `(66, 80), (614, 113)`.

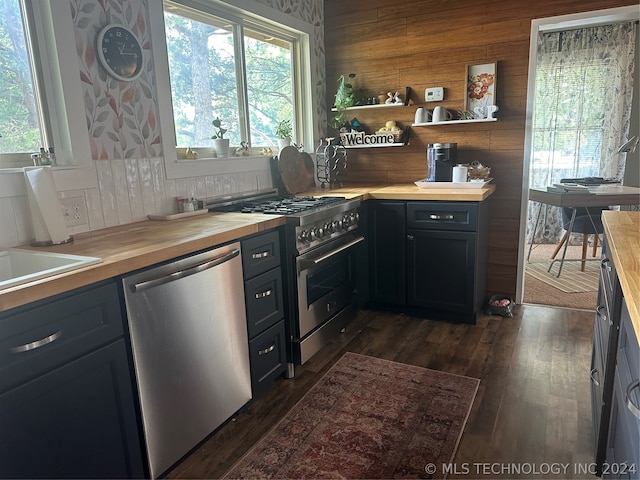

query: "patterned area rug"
(223, 352), (479, 479)
(526, 260), (599, 293)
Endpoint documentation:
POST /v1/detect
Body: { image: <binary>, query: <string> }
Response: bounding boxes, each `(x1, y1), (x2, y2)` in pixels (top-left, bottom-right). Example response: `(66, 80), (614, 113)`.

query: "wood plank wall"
(324, 0), (637, 298)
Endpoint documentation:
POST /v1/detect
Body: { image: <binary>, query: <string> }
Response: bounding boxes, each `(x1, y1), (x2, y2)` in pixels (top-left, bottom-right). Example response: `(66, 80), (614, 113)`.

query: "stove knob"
(298, 230), (310, 242)
(346, 213), (355, 226)
(324, 222), (332, 234)
(310, 227), (320, 241)
(331, 220), (340, 232)
(354, 212), (360, 223)
(342, 214), (350, 226)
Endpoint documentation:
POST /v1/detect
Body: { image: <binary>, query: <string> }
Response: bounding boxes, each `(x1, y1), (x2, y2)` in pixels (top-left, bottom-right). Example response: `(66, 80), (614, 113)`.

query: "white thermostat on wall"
(425, 87), (444, 102)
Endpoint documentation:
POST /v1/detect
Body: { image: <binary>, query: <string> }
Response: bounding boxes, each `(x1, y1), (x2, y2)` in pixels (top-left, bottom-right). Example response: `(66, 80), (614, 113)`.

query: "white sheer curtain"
(527, 22), (636, 244)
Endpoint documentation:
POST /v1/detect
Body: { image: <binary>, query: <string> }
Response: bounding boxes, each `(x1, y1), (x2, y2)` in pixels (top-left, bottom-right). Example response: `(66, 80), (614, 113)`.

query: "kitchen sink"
(0, 249), (102, 290)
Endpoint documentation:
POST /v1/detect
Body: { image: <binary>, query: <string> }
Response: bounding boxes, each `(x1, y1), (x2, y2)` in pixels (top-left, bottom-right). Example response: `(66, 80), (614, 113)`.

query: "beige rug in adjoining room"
(524, 243), (599, 309)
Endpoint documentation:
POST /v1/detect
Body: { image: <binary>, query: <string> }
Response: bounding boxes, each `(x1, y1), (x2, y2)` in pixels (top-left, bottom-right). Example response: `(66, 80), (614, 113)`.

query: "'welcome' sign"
(340, 131), (396, 147)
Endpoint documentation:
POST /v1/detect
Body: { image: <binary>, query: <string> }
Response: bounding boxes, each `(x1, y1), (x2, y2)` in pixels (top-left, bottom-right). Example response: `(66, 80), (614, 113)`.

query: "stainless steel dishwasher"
(122, 242), (251, 479)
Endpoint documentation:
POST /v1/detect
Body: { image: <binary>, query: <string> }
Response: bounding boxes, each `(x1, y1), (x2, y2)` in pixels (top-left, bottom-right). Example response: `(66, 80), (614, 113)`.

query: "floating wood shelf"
(331, 103), (407, 112)
(342, 142), (406, 149)
(412, 118), (498, 126)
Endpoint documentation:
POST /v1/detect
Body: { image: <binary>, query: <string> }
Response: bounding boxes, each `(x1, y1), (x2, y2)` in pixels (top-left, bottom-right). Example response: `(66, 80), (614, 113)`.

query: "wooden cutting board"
(277, 146), (316, 194)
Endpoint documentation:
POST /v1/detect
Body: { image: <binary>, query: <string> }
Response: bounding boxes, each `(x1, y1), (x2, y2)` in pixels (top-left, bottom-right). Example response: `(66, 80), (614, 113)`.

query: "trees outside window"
(0, 0), (44, 164)
(163, 2), (296, 152)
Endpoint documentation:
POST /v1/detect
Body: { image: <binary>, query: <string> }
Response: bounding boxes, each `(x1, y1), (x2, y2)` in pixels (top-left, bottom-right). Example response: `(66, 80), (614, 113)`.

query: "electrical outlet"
(60, 196), (88, 227)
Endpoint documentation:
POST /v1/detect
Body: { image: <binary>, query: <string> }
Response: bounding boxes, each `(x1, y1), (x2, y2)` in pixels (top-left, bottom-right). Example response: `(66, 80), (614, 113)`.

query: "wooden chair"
(550, 206), (605, 271)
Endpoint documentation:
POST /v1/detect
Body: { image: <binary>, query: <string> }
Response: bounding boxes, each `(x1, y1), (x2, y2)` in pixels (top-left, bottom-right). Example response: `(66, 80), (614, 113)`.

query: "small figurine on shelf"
(385, 91), (403, 104)
(185, 146), (199, 159)
(235, 141), (251, 156)
(260, 147), (273, 156)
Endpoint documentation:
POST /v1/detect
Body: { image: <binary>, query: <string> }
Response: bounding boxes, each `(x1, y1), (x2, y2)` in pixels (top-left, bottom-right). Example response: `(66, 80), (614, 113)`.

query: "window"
(163, 1), (298, 154)
(0, 0), (47, 168)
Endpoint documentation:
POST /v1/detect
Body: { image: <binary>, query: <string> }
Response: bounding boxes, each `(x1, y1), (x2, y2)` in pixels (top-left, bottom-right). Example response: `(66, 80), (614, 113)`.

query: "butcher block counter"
(0, 183), (495, 313)
(602, 210), (640, 342)
(299, 182), (496, 201)
(0, 213), (285, 313)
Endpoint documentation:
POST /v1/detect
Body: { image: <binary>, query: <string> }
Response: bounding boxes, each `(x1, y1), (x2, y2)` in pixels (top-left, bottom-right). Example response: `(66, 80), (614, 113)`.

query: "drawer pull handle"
(429, 214), (455, 221)
(252, 251), (270, 259)
(600, 258), (612, 272)
(626, 380), (640, 419)
(596, 305), (608, 323)
(258, 343), (276, 356)
(255, 289), (272, 299)
(10, 330), (62, 354)
(590, 368), (600, 387)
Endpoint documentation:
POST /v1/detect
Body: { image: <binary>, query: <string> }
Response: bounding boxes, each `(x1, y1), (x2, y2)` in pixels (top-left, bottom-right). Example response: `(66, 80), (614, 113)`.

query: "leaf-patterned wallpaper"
(72, 0), (159, 160)
(70, 0), (325, 161)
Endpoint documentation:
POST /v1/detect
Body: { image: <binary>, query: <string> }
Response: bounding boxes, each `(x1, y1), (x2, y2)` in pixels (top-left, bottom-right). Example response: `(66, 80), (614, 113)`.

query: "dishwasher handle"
(131, 248), (240, 293)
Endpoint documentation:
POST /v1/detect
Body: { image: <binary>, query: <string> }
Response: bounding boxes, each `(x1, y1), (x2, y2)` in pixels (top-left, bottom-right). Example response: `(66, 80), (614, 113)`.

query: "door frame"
(515, 5), (639, 304)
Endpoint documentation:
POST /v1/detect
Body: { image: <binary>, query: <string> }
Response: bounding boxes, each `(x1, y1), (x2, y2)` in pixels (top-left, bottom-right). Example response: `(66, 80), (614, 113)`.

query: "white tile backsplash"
(0, 197), (20, 248)
(0, 158), (275, 249)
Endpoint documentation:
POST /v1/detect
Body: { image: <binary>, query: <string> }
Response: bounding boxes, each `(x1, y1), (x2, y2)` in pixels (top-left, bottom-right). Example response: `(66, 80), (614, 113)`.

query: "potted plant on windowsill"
(211, 117), (229, 158)
(275, 119), (293, 151)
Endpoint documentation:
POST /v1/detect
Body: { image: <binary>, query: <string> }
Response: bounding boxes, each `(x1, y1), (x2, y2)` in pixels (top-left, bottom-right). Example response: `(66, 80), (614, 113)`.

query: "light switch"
(425, 87), (444, 102)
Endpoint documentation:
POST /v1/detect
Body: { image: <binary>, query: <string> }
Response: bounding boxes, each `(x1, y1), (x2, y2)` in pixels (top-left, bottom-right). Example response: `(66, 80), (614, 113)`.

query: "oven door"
(296, 234), (364, 339)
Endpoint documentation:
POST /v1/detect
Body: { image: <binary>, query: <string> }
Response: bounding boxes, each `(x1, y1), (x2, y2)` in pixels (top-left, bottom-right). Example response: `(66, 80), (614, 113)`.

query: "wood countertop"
(299, 183), (496, 201)
(0, 183), (495, 314)
(0, 213), (285, 313)
(602, 211), (640, 343)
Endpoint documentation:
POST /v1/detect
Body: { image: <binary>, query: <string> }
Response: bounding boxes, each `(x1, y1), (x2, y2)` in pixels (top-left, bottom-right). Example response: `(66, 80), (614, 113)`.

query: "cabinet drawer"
(407, 202), (478, 231)
(245, 267), (284, 339)
(248, 321), (287, 397)
(0, 281), (124, 392)
(242, 230), (281, 279)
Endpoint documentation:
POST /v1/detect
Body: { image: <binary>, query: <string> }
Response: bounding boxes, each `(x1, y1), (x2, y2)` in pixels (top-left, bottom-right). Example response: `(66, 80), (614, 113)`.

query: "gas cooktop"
(238, 196), (346, 215)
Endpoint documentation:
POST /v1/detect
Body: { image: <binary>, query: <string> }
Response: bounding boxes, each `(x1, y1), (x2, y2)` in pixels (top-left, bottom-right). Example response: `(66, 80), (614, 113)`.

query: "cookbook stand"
(315, 138), (347, 187)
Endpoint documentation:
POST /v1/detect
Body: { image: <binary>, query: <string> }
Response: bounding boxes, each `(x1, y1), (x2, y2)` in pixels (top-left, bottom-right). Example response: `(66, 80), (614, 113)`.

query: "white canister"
(414, 107), (425, 124)
(452, 164), (468, 183)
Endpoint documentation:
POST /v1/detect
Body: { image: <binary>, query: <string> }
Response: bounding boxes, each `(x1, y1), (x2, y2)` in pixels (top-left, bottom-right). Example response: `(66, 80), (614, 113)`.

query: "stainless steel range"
(209, 189), (363, 371)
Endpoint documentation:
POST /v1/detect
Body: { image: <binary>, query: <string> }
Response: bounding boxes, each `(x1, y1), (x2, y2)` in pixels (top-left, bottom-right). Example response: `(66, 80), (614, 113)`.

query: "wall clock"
(96, 25), (144, 81)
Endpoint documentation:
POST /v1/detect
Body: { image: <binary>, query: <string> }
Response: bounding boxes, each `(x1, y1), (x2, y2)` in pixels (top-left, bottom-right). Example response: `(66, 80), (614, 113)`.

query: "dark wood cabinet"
(0, 281), (145, 479)
(604, 300), (640, 480)
(591, 236), (623, 474)
(242, 229), (287, 397)
(591, 234), (640, 478)
(368, 201), (406, 305)
(368, 199), (489, 323)
(407, 229), (476, 312)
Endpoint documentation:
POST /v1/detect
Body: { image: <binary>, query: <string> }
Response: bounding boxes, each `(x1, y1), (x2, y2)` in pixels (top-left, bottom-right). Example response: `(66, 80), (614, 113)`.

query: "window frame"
(150, 0), (317, 180)
(0, 1), (96, 189)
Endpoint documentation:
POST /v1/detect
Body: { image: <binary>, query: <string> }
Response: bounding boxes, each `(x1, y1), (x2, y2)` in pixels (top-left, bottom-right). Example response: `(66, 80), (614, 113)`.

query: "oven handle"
(298, 236), (364, 270)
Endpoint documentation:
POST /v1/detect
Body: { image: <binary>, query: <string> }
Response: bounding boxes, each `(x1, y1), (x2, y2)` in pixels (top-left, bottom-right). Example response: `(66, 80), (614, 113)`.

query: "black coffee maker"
(426, 143), (457, 181)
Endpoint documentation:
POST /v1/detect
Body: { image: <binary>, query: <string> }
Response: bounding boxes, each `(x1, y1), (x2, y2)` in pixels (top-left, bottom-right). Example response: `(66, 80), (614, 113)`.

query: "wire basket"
(468, 166), (491, 180)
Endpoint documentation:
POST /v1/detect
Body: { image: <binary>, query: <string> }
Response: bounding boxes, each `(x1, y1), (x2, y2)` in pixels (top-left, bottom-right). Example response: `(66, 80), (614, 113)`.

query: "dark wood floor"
(167, 304), (595, 479)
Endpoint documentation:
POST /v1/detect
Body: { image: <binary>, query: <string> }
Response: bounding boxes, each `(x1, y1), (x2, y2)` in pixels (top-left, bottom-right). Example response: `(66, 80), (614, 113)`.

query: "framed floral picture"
(465, 62), (497, 118)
